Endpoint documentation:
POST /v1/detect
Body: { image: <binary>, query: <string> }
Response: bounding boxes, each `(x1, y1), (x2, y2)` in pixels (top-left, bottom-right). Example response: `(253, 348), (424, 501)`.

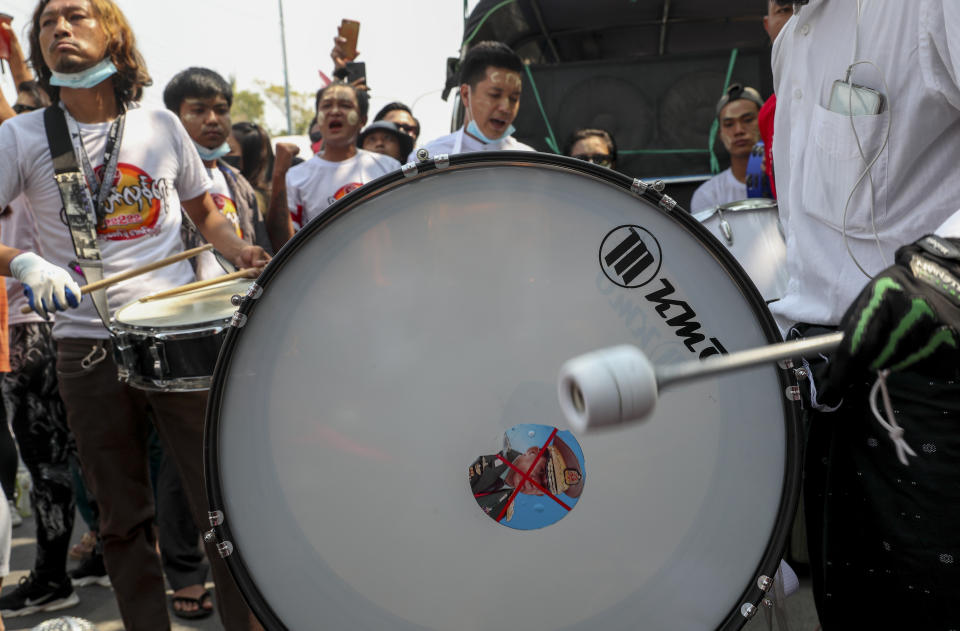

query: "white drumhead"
(114, 279), (251, 328)
(210, 158), (796, 631)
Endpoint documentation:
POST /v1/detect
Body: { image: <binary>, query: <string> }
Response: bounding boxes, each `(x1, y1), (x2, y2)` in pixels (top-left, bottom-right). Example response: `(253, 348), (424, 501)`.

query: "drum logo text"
(599, 225), (662, 288)
(599, 225), (727, 359)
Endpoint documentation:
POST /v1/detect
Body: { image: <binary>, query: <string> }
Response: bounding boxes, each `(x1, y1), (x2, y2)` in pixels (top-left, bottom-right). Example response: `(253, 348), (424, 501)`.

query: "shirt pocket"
(800, 103), (889, 236)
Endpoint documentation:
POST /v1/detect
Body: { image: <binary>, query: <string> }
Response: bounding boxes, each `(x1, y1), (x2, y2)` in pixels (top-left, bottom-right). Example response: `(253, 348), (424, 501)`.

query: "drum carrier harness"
(42, 103), (141, 379)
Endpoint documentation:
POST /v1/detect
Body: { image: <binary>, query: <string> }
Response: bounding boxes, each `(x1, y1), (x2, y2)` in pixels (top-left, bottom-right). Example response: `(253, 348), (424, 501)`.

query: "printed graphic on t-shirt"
(212, 192), (243, 238)
(327, 182), (362, 205)
(96, 163), (169, 241)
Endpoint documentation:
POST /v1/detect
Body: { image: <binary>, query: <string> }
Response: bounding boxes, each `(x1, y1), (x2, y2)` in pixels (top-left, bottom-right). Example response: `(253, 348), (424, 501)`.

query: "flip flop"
(171, 589), (214, 620)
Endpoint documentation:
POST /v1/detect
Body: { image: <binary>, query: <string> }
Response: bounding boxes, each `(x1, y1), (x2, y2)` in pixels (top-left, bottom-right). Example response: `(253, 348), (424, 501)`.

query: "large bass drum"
(205, 153), (800, 631)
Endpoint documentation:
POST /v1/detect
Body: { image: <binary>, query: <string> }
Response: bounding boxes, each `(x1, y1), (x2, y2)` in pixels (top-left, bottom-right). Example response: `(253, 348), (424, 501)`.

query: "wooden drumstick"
(19, 243), (215, 314)
(137, 268), (256, 303)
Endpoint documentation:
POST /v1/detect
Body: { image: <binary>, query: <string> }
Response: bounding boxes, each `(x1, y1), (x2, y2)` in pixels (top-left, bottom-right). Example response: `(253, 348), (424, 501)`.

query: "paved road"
(3, 512), (819, 630)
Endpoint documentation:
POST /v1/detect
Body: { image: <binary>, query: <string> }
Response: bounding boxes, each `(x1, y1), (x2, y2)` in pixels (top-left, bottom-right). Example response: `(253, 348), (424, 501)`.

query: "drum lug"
(777, 358), (794, 369)
(658, 194), (678, 212)
(740, 603), (758, 619)
(148, 341), (167, 378)
(202, 527), (235, 558)
(111, 334), (135, 383)
(246, 283), (263, 300)
(720, 217), (734, 245)
(630, 178), (649, 195)
(208, 510), (224, 527)
(401, 161), (419, 178)
(434, 153), (450, 170)
(757, 574), (773, 592)
(785, 385), (802, 401)
(231, 312), (248, 329)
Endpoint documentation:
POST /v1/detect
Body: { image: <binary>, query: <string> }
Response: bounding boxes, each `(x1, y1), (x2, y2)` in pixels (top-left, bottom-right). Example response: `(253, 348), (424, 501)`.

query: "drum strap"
(42, 104), (119, 329)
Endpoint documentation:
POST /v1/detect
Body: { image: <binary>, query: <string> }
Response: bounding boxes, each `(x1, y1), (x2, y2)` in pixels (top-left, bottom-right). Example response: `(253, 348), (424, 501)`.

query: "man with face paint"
(0, 1), (268, 629)
(413, 41), (533, 162)
(164, 67), (274, 281)
(268, 80), (400, 243)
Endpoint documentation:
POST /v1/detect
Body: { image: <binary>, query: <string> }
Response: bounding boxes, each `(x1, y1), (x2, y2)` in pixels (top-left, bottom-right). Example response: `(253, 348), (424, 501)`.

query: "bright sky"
(1, 0), (485, 143)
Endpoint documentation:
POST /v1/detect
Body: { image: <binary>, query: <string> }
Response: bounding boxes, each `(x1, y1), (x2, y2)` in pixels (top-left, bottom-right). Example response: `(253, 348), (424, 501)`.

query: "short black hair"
(564, 128), (618, 164)
(314, 81), (369, 120)
(374, 101), (412, 121)
(163, 67), (233, 113)
(373, 101), (420, 137)
(459, 41), (523, 88)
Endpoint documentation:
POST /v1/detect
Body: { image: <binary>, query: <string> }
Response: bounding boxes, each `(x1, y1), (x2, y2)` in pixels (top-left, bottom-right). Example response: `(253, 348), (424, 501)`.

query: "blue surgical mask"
(464, 89), (515, 143)
(49, 58), (118, 89)
(193, 140), (231, 161)
(465, 119), (515, 144)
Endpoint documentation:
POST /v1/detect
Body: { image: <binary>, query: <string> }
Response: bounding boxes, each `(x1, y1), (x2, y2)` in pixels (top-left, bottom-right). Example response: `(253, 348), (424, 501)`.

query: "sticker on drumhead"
(599, 225), (662, 288)
(468, 424), (585, 530)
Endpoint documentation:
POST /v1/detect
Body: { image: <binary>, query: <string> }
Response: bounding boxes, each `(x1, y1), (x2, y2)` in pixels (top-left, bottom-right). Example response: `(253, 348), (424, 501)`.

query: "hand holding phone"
(0, 14), (14, 61)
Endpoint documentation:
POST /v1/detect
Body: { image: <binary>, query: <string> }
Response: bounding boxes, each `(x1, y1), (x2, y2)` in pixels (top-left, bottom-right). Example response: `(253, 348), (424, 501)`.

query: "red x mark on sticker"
(494, 427), (572, 521)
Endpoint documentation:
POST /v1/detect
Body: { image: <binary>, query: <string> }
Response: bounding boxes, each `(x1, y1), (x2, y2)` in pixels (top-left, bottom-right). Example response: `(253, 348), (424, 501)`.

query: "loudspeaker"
(513, 48), (772, 184)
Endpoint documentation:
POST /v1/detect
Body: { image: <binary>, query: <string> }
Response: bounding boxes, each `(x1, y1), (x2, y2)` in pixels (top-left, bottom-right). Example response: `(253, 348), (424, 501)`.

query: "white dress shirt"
(771, 0), (960, 330)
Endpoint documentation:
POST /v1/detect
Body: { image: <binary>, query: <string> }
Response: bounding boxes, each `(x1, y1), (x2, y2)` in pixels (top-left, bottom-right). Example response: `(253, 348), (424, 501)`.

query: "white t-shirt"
(191, 166), (241, 280)
(2, 196), (45, 326)
(409, 127), (534, 162)
(688, 168), (747, 213)
(0, 106), (209, 339)
(286, 149), (399, 231)
(771, 0), (960, 330)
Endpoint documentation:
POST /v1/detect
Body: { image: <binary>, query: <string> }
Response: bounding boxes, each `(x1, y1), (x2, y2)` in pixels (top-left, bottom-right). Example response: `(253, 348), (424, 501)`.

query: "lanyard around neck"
(61, 103), (126, 223)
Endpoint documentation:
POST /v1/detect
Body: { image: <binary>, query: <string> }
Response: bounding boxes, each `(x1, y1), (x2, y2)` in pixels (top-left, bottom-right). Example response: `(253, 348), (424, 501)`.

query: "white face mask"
(49, 58), (118, 89)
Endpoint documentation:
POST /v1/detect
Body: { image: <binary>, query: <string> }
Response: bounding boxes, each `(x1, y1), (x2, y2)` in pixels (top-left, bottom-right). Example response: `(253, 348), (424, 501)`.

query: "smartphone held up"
(338, 19), (360, 61)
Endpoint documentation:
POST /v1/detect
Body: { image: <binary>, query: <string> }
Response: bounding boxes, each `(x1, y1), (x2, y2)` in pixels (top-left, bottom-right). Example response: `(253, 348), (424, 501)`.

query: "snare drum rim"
(204, 151), (801, 631)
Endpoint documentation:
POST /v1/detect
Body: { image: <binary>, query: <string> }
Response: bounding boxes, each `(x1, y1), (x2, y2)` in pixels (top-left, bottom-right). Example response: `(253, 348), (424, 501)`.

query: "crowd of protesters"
(0, 1), (959, 630)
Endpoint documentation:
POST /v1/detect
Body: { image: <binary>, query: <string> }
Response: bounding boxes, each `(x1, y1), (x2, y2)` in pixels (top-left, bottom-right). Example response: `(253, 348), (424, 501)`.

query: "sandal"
(69, 531), (97, 561)
(170, 589), (214, 620)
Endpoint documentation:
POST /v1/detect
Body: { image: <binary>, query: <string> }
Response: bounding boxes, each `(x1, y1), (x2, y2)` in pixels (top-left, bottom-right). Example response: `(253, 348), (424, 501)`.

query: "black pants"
(1, 322), (75, 580)
(153, 429), (208, 591)
(57, 337), (261, 631)
(797, 333), (960, 630)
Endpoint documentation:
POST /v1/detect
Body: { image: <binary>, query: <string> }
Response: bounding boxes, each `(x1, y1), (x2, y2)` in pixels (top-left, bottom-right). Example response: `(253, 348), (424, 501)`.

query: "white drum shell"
(694, 199), (789, 302)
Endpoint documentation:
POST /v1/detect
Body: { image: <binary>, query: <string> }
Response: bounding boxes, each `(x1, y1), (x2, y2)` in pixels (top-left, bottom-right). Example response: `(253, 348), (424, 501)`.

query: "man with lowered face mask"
(413, 41), (534, 161)
(164, 67), (274, 279)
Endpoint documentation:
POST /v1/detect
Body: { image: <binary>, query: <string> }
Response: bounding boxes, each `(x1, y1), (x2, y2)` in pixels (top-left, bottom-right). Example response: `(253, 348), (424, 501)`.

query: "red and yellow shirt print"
(95, 163), (168, 241)
(212, 192), (243, 239)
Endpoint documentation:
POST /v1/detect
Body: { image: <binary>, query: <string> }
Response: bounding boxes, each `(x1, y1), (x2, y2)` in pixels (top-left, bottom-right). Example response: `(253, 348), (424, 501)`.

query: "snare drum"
(206, 153), (800, 630)
(111, 278), (251, 392)
(694, 198), (789, 302)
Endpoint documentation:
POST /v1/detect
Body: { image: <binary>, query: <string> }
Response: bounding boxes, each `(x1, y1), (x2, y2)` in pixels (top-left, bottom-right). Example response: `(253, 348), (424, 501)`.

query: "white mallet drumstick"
(557, 332), (844, 433)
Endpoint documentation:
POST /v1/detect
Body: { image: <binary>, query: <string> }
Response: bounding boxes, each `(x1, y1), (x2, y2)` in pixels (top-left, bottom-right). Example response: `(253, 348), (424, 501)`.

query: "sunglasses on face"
(572, 153), (613, 167)
(395, 123), (419, 135)
(12, 103), (39, 114)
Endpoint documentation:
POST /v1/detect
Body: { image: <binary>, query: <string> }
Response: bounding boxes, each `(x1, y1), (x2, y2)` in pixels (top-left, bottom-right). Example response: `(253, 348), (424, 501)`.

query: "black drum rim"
(204, 151), (801, 631)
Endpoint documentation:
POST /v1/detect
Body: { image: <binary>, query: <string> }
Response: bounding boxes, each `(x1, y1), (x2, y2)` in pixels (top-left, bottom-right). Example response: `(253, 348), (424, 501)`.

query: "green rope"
(463, 0), (517, 46)
(708, 47), (740, 174)
(523, 64), (561, 154)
